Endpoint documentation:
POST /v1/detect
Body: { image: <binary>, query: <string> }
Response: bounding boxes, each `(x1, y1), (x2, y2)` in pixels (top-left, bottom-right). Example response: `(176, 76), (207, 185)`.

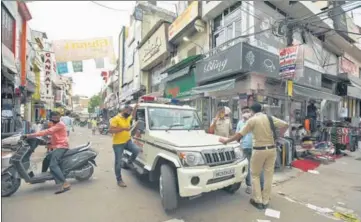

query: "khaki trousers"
(250, 148), (277, 204)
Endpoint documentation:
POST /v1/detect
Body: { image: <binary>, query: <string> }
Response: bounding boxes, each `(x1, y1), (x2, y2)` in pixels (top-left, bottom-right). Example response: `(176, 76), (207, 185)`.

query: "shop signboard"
(195, 42), (242, 84)
(168, 1), (199, 41)
(241, 43), (280, 79)
(139, 23), (169, 71)
(43, 52), (53, 97)
(165, 73), (195, 99)
(279, 46), (301, 79)
(339, 57), (358, 77)
(52, 37), (115, 63)
(294, 67), (322, 89)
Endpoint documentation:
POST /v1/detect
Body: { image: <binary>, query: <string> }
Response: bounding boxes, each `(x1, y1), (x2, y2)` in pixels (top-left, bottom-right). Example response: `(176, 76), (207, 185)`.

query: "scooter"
(1, 133), (98, 197)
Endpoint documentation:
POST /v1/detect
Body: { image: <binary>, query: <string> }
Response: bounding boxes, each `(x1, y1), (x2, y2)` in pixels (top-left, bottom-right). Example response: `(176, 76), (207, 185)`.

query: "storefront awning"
(191, 79), (236, 95)
(293, 85), (341, 102)
(162, 54), (203, 74)
(2, 44), (18, 74)
(349, 75), (361, 91)
(347, 86), (361, 100)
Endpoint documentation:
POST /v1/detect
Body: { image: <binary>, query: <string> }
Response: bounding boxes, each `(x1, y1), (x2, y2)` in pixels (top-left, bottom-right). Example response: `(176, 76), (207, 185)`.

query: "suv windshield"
(148, 107), (201, 130)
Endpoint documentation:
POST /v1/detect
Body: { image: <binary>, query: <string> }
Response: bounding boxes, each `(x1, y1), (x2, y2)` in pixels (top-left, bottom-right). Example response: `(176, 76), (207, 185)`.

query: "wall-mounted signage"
(139, 23), (169, 71)
(168, 1), (199, 41)
(195, 42), (242, 84)
(43, 52), (53, 97)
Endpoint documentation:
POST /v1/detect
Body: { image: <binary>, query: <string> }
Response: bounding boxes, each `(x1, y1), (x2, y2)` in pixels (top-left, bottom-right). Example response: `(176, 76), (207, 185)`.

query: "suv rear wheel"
(159, 164), (178, 212)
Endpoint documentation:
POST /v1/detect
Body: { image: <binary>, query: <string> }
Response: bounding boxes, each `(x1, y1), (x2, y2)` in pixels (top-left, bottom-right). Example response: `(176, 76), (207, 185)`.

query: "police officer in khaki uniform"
(209, 106), (232, 137)
(219, 103), (288, 210)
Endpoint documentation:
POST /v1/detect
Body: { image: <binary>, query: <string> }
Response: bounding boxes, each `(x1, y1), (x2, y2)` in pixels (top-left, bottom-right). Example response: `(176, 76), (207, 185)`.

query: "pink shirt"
(30, 121), (69, 149)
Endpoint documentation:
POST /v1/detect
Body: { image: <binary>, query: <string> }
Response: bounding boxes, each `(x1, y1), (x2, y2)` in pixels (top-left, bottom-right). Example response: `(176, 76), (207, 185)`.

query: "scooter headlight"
(178, 152), (205, 167)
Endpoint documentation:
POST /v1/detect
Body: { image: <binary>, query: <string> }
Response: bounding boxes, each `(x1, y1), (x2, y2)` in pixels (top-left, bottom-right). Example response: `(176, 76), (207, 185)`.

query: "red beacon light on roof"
(140, 96), (157, 102)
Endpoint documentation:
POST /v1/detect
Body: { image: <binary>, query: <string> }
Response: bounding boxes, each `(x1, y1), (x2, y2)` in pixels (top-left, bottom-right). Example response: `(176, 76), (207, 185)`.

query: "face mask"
(123, 113), (130, 118)
(51, 120), (60, 124)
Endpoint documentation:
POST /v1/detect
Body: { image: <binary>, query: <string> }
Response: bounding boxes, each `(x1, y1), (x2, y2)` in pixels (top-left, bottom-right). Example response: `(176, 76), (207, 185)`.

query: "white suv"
(122, 102), (248, 212)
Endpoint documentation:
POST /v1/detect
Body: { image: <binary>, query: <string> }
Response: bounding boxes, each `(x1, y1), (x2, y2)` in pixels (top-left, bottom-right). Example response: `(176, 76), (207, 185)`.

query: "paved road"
(2, 127), (334, 222)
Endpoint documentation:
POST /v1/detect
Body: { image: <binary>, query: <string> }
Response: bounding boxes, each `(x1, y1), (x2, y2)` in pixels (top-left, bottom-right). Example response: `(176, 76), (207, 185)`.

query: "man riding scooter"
(25, 111), (71, 194)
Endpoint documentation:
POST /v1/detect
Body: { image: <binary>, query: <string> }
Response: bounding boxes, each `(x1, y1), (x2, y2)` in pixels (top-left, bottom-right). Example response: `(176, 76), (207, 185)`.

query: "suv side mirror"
(136, 120), (146, 133)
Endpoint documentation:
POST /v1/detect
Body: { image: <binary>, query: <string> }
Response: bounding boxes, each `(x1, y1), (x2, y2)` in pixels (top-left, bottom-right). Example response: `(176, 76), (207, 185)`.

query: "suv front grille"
(203, 148), (236, 166)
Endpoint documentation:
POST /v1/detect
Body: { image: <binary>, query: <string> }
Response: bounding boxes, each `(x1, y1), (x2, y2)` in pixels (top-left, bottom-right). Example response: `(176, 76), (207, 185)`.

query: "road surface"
(2, 127), (336, 222)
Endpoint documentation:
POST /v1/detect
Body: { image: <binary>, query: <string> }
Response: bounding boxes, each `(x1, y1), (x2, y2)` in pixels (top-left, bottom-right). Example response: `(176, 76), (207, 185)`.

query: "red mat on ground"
(291, 159), (321, 172)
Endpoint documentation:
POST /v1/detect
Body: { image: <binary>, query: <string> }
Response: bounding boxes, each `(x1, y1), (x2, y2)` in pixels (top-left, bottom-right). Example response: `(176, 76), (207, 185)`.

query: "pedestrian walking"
(236, 106), (264, 194)
(219, 103), (288, 210)
(209, 106), (233, 137)
(60, 111), (74, 136)
(91, 119), (97, 135)
(109, 103), (140, 187)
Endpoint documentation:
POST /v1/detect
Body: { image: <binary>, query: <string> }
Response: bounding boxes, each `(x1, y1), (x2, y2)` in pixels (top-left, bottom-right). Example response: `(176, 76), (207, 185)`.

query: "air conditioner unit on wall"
(170, 56), (179, 66)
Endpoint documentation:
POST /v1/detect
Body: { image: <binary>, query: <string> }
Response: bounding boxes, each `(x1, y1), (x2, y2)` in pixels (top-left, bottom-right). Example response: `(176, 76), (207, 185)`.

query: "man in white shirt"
(60, 111), (74, 136)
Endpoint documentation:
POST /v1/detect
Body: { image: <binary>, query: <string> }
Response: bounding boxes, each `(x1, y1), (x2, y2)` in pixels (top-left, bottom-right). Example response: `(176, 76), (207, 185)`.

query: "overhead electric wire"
(287, 1), (360, 26)
(306, 23), (361, 36)
(90, 1), (130, 12)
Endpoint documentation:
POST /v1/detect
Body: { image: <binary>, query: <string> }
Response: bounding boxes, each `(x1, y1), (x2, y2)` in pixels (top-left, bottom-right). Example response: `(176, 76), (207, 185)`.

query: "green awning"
(163, 54), (204, 74)
(191, 79), (236, 94)
(293, 85), (341, 102)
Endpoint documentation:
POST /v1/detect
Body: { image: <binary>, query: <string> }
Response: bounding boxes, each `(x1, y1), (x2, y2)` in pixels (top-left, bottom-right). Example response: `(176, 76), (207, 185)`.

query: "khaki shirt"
(238, 113), (288, 147)
(213, 118), (232, 137)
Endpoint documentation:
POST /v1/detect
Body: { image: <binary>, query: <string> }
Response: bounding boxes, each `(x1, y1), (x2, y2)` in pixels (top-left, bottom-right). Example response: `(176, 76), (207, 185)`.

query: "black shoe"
(249, 199), (263, 210)
(262, 204), (269, 209)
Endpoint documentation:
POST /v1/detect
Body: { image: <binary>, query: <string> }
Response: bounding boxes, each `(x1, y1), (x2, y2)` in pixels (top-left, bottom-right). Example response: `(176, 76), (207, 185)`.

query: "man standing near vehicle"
(109, 103), (140, 187)
(219, 103), (288, 210)
(209, 106), (232, 137)
(236, 106), (264, 194)
(25, 111), (71, 194)
(60, 111), (74, 136)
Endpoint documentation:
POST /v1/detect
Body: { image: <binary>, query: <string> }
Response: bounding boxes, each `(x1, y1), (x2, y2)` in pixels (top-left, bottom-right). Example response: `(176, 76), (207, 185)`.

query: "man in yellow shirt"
(109, 103), (139, 187)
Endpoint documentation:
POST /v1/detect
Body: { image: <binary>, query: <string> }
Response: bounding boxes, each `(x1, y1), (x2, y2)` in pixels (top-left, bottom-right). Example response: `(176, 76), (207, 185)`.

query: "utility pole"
(284, 22), (294, 134)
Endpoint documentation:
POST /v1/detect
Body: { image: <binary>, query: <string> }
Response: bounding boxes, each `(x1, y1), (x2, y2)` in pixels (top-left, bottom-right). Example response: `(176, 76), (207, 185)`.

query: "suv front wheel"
(223, 182), (241, 194)
(159, 164), (178, 212)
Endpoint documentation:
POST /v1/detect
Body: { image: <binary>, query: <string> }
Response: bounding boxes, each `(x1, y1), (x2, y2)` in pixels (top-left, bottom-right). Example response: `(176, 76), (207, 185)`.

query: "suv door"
(133, 108), (147, 164)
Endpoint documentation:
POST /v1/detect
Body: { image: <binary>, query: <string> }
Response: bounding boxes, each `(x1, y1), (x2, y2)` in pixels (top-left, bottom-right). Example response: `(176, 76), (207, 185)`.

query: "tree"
(88, 94), (101, 113)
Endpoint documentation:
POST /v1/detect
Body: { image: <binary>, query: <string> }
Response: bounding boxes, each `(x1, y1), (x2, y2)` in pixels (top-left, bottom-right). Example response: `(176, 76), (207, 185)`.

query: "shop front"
(193, 41), (282, 128)
(137, 20), (174, 97)
(1, 44), (18, 133)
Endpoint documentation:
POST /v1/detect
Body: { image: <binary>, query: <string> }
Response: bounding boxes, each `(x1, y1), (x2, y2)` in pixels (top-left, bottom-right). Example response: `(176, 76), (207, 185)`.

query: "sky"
(27, 1), (177, 98)
(27, 1), (135, 97)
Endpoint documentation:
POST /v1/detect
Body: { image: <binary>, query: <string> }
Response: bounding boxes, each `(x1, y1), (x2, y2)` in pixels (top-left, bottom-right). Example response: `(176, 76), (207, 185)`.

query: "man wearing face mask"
(25, 111), (70, 194)
(236, 106), (264, 194)
(209, 106), (233, 137)
(109, 103), (140, 187)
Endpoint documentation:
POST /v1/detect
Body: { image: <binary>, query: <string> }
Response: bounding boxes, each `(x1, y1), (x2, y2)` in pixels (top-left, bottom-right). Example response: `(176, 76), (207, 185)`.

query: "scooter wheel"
(75, 164), (94, 181)
(1, 174), (21, 197)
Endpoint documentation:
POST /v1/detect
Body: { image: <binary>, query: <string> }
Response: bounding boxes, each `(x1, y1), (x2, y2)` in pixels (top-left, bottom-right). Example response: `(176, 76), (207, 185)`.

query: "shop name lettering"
(64, 39), (109, 50)
(44, 53), (54, 93)
(143, 37), (161, 62)
(203, 59), (228, 73)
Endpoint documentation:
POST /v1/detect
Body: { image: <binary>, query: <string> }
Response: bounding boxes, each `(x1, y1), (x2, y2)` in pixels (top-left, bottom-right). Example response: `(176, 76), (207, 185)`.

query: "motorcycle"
(98, 123), (109, 135)
(1, 133), (98, 197)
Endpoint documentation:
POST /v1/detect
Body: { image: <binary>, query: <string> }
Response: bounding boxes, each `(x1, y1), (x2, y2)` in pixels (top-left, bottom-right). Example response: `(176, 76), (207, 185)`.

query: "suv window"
(135, 109), (146, 126)
(148, 107), (201, 130)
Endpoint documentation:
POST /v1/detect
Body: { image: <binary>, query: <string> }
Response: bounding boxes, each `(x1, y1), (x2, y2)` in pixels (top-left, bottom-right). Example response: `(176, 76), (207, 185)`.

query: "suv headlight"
(234, 147), (245, 160)
(178, 152), (205, 167)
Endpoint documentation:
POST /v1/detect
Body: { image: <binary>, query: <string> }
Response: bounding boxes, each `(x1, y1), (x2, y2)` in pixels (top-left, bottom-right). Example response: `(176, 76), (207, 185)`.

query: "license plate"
(213, 168), (235, 178)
